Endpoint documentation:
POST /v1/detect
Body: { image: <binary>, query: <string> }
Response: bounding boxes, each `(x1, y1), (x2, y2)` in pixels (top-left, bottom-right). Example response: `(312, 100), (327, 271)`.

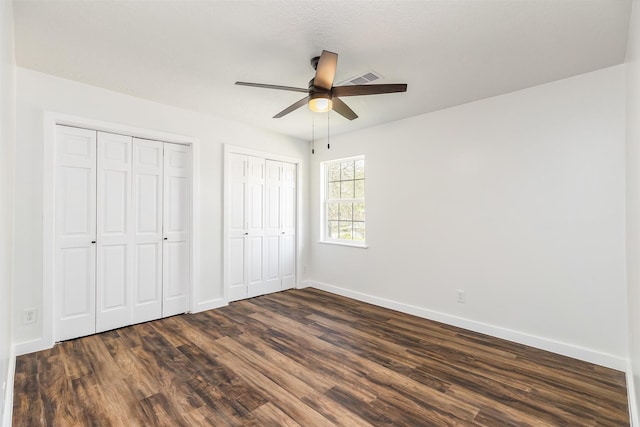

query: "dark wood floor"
(13, 288), (629, 426)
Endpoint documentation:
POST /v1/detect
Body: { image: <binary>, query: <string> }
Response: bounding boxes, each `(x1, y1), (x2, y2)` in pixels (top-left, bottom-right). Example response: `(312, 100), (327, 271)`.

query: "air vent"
(338, 71), (383, 86)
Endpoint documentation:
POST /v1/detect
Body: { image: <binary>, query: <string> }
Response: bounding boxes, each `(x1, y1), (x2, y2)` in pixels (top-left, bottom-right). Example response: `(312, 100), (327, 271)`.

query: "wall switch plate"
(23, 308), (36, 325)
(456, 289), (466, 304)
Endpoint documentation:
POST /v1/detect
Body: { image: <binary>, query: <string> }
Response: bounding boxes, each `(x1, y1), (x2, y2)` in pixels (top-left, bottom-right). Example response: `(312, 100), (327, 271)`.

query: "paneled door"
(264, 160), (296, 293)
(132, 138), (164, 323)
(226, 151), (296, 302)
(55, 126), (97, 341)
(280, 162), (297, 290)
(246, 156), (266, 298)
(227, 153), (249, 301)
(227, 154), (266, 300)
(55, 124), (192, 342)
(162, 143), (191, 316)
(95, 132), (133, 333)
(264, 160), (282, 294)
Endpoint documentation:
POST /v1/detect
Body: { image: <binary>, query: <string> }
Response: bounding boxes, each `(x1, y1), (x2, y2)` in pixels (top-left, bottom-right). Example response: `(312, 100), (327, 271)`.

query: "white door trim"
(223, 144), (302, 304)
(42, 112), (200, 351)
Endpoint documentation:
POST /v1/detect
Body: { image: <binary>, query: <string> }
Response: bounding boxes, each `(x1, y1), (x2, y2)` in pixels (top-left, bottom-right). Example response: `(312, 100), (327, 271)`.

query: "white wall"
(626, 0), (640, 421)
(13, 67), (309, 349)
(0, 0), (15, 424)
(308, 65), (628, 369)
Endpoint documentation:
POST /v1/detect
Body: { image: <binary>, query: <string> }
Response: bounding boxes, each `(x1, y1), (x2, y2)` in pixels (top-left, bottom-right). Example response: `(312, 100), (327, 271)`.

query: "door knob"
(164, 237), (168, 240)
(91, 241), (96, 244)
(244, 232), (249, 235)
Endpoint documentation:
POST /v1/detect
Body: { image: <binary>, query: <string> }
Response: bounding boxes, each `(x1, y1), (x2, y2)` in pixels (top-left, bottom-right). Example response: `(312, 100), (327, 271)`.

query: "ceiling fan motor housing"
(310, 56), (320, 70)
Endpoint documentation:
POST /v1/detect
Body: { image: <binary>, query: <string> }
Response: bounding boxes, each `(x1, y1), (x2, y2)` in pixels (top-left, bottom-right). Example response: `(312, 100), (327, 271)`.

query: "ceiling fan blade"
(274, 96), (310, 118)
(313, 50), (338, 90)
(235, 81), (308, 93)
(333, 83), (408, 97)
(332, 97), (358, 121)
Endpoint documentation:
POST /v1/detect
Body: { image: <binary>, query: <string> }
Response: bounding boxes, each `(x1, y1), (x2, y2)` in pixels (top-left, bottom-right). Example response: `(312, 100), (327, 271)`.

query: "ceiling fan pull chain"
(327, 111), (331, 150)
(312, 114), (315, 154)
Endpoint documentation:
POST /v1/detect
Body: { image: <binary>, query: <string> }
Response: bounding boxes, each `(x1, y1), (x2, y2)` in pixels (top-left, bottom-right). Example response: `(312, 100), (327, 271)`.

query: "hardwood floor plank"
(13, 288), (630, 426)
(216, 351), (335, 426)
(251, 402), (301, 427)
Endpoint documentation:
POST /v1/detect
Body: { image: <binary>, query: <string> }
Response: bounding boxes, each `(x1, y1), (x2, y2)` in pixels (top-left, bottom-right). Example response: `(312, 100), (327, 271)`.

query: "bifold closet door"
(227, 154), (295, 302)
(55, 126), (97, 341)
(227, 154), (266, 301)
(132, 139), (164, 323)
(56, 126), (192, 341)
(163, 143), (191, 316)
(95, 132), (133, 333)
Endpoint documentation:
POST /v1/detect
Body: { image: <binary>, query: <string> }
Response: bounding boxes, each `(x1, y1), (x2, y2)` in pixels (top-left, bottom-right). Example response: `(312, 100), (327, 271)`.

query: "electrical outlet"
(23, 308), (36, 325)
(456, 289), (466, 304)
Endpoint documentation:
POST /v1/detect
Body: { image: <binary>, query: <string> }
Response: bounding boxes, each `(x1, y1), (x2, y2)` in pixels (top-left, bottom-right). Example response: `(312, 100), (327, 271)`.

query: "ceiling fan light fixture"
(309, 93), (333, 113)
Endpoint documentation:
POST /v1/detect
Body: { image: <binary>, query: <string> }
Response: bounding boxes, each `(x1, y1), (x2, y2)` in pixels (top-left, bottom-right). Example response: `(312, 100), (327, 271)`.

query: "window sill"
(318, 240), (369, 249)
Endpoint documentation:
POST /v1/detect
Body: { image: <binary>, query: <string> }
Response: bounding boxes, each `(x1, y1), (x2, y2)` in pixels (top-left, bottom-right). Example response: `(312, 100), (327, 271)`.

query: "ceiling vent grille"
(339, 71), (383, 86)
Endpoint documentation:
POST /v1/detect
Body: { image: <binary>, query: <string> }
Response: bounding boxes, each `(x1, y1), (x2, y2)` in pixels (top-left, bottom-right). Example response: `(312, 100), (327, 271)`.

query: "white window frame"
(320, 155), (368, 248)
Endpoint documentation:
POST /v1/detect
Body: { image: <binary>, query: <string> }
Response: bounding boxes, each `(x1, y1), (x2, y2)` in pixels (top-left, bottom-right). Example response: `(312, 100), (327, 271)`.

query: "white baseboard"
(628, 360), (639, 427)
(15, 299), (230, 356)
(14, 337), (52, 356)
(2, 344), (16, 427)
(296, 280), (312, 289)
(307, 280), (626, 371)
(192, 298), (228, 314)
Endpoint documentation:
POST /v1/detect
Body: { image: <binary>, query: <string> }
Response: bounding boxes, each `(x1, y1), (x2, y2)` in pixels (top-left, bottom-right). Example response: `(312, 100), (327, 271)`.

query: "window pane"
(354, 179), (365, 199)
(339, 202), (353, 220)
(341, 161), (354, 180)
(339, 221), (353, 240)
(328, 162), (341, 182)
(328, 221), (340, 238)
(355, 160), (365, 179)
(353, 202), (365, 221)
(340, 180), (354, 199)
(327, 202), (339, 220)
(353, 222), (365, 241)
(329, 182), (340, 199)
(322, 157), (365, 243)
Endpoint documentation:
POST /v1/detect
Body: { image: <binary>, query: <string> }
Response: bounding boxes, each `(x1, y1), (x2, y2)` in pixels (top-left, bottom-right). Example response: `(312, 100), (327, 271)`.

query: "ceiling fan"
(235, 50), (408, 121)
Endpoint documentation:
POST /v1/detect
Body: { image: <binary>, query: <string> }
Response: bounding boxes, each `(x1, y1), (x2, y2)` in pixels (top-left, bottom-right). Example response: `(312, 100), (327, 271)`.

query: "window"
(322, 156), (366, 246)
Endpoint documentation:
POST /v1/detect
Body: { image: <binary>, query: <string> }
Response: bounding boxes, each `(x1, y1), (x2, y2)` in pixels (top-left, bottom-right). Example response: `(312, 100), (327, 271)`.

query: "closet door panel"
(96, 132), (132, 333)
(263, 160), (282, 294)
(227, 153), (248, 301)
(132, 139), (164, 323)
(55, 126), (97, 341)
(163, 143), (191, 316)
(281, 162), (297, 289)
(246, 156), (266, 297)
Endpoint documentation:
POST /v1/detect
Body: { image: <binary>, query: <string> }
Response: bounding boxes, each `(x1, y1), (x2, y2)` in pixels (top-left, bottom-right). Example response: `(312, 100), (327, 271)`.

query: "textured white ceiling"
(13, 0), (632, 140)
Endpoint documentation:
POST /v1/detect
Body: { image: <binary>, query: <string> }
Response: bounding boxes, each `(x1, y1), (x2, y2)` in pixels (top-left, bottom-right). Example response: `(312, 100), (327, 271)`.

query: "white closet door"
(132, 138), (163, 323)
(228, 153), (248, 302)
(264, 160), (282, 294)
(163, 143), (191, 316)
(55, 126), (97, 341)
(246, 156), (266, 298)
(95, 132), (133, 333)
(281, 162), (297, 289)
